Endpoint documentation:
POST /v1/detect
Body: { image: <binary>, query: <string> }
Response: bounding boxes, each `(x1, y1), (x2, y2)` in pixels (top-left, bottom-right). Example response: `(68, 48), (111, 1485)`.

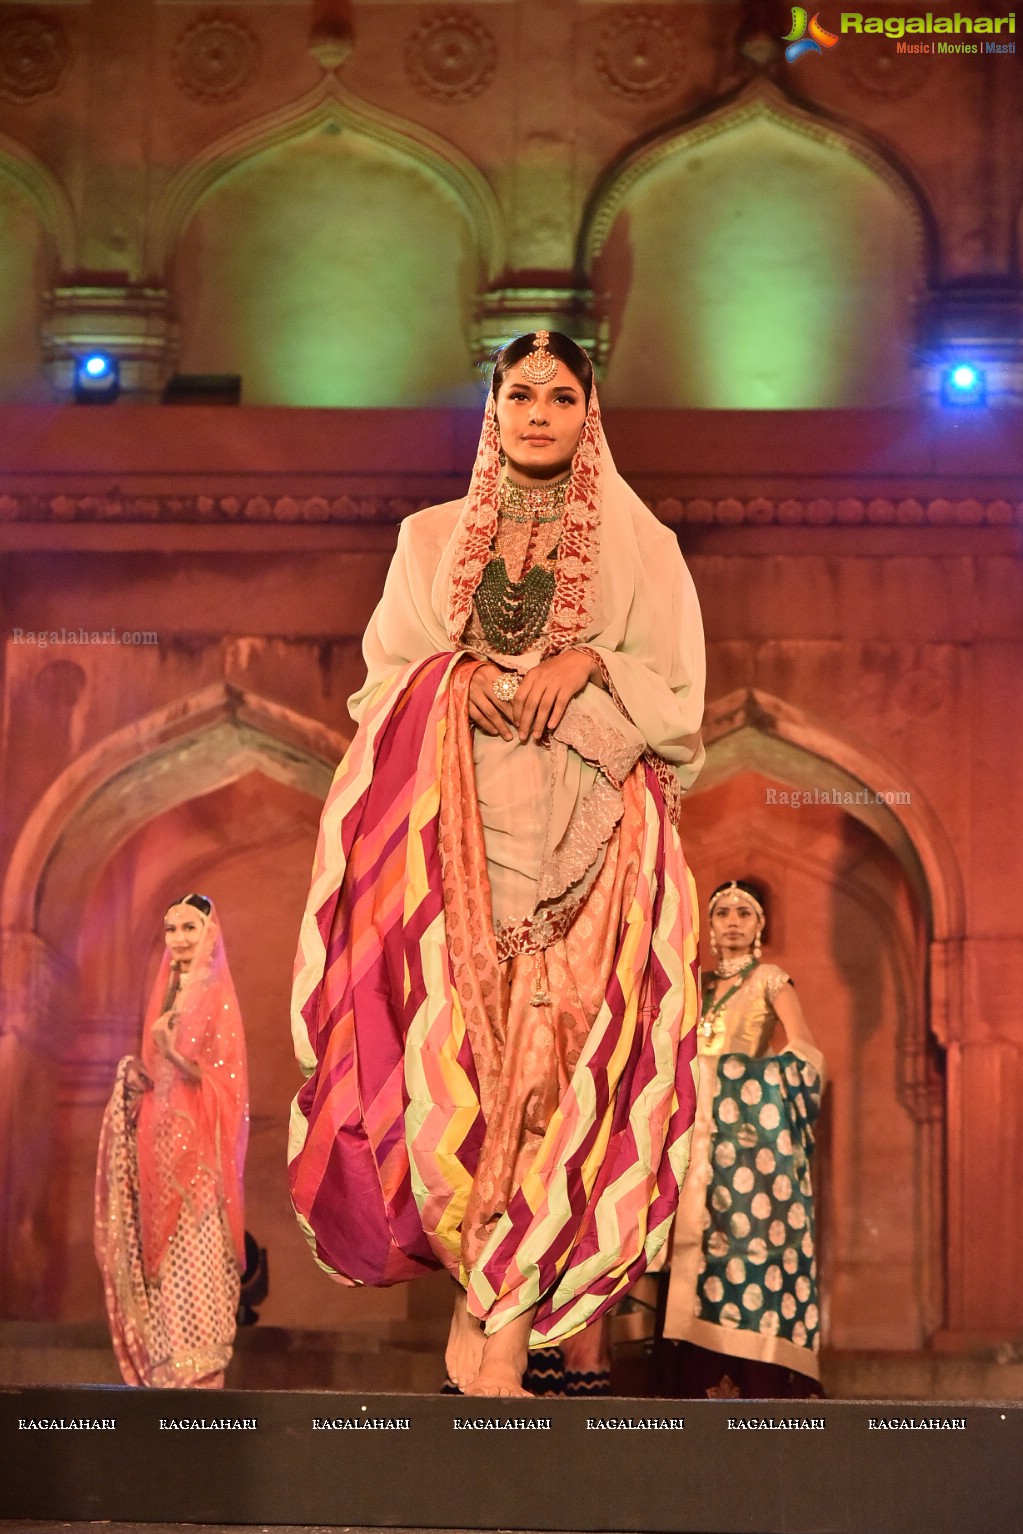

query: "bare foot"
(445, 1286), (485, 1391)
(463, 1312), (533, 1398)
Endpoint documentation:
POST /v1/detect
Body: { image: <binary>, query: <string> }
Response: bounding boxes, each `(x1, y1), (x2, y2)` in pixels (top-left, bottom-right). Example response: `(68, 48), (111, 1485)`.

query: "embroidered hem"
(537, 774), (624, 905)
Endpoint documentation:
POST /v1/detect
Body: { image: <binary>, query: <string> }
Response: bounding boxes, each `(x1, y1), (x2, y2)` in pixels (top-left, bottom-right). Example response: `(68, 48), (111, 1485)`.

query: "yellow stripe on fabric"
(404, 654), (458, 936)
(401, 659), (478, 1257)
(286, 1092), (313, 1165)
(401, 669), (480, 1271)
(290, 665), (416, 1074)
(404, 907), (478, 1271)
(290, 1201), (362, 1285)
(471, 809), (662, 1325)
(477, 790), (702, 1345)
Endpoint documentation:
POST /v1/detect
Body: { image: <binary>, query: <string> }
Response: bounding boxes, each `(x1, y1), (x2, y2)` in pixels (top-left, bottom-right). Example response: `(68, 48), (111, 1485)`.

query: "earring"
(498, 447), (506, 465)
(753, 930), (762, 959)
(709, 932), (718, 955)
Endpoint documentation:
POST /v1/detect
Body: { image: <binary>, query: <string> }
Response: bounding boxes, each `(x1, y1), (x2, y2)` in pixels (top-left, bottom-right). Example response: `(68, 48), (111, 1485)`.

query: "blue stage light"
(940, 362), (986, 406)
(74, 352), (120, 402)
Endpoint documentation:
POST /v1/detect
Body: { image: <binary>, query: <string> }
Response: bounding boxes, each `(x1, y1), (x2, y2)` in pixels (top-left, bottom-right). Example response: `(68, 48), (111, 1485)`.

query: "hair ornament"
(708, 880), (765, 922)
(519, 329), (559, 386)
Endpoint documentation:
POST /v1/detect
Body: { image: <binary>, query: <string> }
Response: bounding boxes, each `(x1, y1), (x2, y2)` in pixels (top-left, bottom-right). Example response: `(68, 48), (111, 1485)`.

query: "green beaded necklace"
(474, 475), (569, 654)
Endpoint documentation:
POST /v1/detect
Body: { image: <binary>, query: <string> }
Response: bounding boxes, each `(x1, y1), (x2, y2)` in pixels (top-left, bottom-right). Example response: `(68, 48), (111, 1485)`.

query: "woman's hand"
(150, 1011), (201, 1083)
(150, 1011), (176, 1058)
(512, 649), (600, 742)
(123, 1057), (152, 1123)
(124, 1057), (152, 1095)
(468, 662), (517, 740)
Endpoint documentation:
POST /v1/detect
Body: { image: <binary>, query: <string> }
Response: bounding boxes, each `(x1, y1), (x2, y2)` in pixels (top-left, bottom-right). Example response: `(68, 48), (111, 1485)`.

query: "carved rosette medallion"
(835, 35), (931, 98)
(595, 13), (683, 101)
(0, 13), (70, 103)
(405, 12), (496, 103)
(172, 17), (260, 104)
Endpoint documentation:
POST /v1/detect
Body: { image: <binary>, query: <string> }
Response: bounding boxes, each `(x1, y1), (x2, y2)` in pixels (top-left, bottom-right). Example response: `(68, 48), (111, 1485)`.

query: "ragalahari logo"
(783, 7), (841, 60)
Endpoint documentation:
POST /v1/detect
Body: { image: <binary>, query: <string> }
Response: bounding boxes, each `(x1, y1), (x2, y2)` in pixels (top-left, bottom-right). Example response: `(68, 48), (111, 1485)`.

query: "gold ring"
(492, 672), (520, 703)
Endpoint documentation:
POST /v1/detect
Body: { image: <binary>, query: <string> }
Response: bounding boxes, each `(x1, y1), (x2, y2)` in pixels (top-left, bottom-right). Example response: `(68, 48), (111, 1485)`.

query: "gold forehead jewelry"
(708, 881), (764, 921)
(492, 671), (521, 702)
(166, 902), (208, 924)
(519, 330), (559, 386)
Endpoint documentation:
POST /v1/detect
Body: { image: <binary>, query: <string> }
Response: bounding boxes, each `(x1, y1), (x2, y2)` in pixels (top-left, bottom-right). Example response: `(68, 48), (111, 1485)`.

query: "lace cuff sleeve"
(552, 685), (646, 788)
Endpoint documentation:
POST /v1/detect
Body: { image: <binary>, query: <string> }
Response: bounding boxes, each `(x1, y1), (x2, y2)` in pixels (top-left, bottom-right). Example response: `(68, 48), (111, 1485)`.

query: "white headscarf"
(351, 381), (706, 793)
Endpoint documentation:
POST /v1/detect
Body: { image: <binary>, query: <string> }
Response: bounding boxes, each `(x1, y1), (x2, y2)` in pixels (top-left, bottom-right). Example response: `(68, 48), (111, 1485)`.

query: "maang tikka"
(520, 329), (559, 386)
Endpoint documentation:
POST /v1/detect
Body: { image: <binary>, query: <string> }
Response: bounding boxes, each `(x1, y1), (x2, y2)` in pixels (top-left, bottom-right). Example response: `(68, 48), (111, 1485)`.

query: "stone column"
(939, 935), (1023, 1343)
(0, 929), (75, 1318)
(472, 283), (607, 372)
(915, 281), (1023, 405)
(41, 284), (178, 403)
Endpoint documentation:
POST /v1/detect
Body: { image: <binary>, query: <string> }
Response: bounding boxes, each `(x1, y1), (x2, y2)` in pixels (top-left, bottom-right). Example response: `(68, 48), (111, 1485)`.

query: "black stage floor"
(0, 1526), (527, 1534)
(2, 1389), (1021, 1534)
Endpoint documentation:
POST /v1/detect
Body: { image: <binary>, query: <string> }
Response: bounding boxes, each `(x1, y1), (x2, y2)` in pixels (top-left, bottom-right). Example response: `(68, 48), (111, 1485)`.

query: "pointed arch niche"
(587, 94), (928, 408)
(0, 685), (382, 1331)
(167, 90), (496, 406)
(685, 691), (960, 1354)
(0, 169), (55, 402)
(0, 131), (76, 401)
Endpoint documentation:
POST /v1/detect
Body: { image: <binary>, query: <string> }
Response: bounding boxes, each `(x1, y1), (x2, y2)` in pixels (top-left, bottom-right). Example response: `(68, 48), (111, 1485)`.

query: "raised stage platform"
(4, 1320), (1023, 1400)
(1, 1386), (1021, 1534)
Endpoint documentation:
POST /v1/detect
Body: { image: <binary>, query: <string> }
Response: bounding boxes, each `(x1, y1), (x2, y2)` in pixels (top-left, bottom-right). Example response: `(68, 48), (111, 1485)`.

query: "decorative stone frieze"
(0, 12), (70, 102)
(405, 11), (496, 103)
(172, 16), (260, 104)
(594, 12), (683, 101)
(1, 492), (1019, 528)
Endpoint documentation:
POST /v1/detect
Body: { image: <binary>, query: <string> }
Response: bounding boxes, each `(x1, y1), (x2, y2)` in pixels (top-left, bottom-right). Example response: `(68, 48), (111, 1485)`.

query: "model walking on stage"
(95, 894), (249, 1388)
(289, 330), (706, 1396)
(650, 879), (825, 1398)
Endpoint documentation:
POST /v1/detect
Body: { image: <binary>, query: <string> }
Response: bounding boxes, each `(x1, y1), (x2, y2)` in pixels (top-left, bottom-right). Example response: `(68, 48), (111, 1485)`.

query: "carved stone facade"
(0, 1), (1017, 404)
(0, 13), (70, 104)
(0, 2), (1021, 1383)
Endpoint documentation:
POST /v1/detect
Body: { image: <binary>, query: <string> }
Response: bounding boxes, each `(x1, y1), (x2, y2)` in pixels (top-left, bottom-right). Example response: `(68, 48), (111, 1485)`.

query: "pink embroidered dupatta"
(136, 907), (249, 1277)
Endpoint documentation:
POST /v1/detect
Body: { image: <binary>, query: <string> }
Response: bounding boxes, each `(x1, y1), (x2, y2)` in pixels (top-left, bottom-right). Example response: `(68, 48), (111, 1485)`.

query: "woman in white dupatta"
(291, 331), (706, 1396)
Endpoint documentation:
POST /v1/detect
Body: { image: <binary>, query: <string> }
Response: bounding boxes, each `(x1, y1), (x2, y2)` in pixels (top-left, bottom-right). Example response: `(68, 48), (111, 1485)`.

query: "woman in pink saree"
(95, 894), (249, 1388)
(290, 332), (706, 1395)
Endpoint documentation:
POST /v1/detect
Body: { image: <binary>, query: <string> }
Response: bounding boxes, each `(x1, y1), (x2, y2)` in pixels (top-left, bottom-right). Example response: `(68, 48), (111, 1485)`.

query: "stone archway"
(0, 138), (74, 403)
(687, 688), (962, 1352)
(153, 78), (503, 406)
(580, 82), (933, 408)
(0, 130), (76, 274)
(0, 683), (345, 1315)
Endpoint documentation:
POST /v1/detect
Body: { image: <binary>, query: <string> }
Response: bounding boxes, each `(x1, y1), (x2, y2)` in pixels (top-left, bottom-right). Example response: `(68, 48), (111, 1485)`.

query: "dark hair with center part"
(491, 331), (593, 404)
(170, 892), (212, 918)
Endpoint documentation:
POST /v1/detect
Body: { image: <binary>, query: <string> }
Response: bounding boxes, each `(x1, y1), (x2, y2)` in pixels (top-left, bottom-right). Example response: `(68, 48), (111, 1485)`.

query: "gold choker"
(500, 473), (570, 524)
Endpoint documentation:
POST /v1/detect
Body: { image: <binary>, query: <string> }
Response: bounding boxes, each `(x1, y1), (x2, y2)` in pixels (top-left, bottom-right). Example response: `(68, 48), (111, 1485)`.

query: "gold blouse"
(698, 961), (792, 1059)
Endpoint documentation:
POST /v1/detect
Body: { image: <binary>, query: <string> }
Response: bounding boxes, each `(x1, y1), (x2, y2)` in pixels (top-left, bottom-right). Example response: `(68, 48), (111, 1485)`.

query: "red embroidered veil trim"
(444, 390), (603, 655)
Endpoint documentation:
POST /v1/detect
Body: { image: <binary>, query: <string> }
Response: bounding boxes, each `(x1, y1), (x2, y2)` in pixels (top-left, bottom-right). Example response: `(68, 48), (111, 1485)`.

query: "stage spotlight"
(941, 362), (986, 406)
(74, 352), (121, 403)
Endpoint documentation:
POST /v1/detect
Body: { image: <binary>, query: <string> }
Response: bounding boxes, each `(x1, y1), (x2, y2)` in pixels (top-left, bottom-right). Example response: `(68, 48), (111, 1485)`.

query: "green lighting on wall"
(600, 115), (918, 409)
